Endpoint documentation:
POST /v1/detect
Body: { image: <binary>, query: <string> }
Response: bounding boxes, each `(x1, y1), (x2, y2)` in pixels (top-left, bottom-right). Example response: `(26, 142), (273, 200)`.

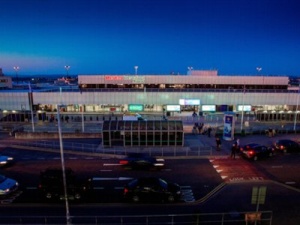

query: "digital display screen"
(166, 105), (181, 112)
(128, 104), (144, 112)
(179, 99), (200, 105)
(237, 105), (252, 112)
(202, 105), (216, 112)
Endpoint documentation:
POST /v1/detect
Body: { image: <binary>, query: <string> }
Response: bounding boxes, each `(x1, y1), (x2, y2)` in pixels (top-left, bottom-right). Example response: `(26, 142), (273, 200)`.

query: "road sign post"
(249, 186), (267, 225)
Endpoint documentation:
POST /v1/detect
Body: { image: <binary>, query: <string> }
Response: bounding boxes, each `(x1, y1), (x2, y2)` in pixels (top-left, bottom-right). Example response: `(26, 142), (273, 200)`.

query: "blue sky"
(1, 0), (300, 76)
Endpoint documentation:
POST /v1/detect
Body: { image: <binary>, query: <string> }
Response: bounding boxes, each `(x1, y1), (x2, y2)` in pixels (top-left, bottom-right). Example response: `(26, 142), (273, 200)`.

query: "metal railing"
(8, 140), (213, 157)
(0, 211), (273, 225)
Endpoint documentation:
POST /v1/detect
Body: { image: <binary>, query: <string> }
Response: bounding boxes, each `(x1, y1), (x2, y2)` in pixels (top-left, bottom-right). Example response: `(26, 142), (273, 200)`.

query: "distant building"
(0, 68), (12, 89)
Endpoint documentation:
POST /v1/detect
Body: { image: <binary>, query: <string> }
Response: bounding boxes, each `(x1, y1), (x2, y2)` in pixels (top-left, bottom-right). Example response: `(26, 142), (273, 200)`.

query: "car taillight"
(119, 160), (128, 165)
(248, 151), (254, 155)
(124, 188), (129, 194)
(280, 145), (284, 150)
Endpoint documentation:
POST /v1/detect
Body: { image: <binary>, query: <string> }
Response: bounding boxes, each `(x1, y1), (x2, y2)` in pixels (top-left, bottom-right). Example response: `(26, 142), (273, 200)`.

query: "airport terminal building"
(0, 70), (299, 122)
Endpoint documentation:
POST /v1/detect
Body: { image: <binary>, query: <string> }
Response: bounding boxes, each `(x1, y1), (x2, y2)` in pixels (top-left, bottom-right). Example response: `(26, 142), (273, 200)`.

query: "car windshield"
(0, 175), (6, 183)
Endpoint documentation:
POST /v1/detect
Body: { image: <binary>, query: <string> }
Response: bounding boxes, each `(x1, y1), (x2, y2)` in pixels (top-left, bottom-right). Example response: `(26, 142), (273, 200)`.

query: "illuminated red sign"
(105, 76), (124, 81)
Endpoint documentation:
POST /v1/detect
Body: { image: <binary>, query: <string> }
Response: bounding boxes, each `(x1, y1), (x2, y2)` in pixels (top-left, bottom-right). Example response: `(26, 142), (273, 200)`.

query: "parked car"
(274, 139), (300, 153)
(123, 177), (181, 203)
(0, 155), (14, 167)
(119, 153), (165, 170)
(0, 174), (19, 196)
(38, 168), (88, 201)
(240, 143), (274, 161)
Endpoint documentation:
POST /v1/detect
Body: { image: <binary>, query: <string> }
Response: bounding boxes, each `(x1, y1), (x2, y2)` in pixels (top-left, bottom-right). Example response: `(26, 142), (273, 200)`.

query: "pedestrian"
(216, 137), (221, 151)
(207, 126), (212, 137)
(231, 144), (236, 159)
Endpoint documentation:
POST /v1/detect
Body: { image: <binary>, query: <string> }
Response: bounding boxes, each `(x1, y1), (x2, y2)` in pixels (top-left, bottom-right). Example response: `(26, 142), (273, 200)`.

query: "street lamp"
(64, 65), (71, 76)
(187, 67), (193, 75)
(13, 66), (20, 84)
(256, 67), (262, 73)
(57, 104), (71, 224)
(293, 84), (300, 131)
(134, 66), (138, 75)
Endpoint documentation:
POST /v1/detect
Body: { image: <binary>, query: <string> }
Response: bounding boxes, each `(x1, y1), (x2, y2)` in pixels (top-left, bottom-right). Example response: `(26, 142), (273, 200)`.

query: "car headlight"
(0, 161), (7, 164)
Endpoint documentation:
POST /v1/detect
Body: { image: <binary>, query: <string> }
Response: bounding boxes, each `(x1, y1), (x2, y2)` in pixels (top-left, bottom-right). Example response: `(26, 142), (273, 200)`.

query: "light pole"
(28, 82), (35, 132)
(13, 66), (20, 84)
(57, 104), (71, 224)
(240, 84), (246, 131)
(256, 67), (262, 73)
(64, 65), (70, 76)
(134, 66), (138, 75)
(293, 84), (300, 131)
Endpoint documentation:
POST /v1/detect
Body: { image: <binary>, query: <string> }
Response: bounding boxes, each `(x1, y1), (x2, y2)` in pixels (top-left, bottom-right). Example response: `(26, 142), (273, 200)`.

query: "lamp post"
(64, 65), (70, 76)
(134, 66), (138, 75)
(13, 66), (20, 84)
(28, 82), (35, 132)
(57, 104), (71, 224)
(240, 84), (246, 131)
(293, 84), (300, 131)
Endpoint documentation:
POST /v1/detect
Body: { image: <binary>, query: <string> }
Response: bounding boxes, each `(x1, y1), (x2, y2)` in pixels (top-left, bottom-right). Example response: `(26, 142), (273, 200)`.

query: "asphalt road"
(0, 145), (300, 224)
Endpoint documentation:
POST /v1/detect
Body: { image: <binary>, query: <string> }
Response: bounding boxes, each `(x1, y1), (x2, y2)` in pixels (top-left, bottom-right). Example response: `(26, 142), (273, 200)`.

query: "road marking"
(93, 177), (133, 181)
(114, 187), (124, 190)
(285, 181), (296, 185)
(216, 169), (223, 173)
(271, 165), (283, 168)
(221, 176), (228, 179)
(213, 165), (219, 168)
(103, 163), (121, 166)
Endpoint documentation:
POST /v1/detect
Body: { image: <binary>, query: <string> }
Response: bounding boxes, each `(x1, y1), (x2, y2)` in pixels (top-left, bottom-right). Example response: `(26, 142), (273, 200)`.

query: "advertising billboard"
(223, 114), (235, 141)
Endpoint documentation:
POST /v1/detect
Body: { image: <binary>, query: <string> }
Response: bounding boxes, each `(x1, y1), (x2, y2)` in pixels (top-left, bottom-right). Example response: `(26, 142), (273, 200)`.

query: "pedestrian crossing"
(210, 158), (266, 182)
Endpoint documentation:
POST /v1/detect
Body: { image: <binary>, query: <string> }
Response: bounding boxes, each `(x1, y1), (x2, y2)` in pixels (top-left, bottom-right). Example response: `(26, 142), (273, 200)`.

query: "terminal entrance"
(102, 120), (184, 147)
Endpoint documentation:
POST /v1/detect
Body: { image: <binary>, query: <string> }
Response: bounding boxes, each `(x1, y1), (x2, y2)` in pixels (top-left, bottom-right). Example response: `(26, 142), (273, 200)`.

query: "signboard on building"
(128, 104), (144, 112)
(202, 105), (216, 112)
(237, 105), (252, 112)
(166, 105), (181, 112)
(179, 99), (200, 106)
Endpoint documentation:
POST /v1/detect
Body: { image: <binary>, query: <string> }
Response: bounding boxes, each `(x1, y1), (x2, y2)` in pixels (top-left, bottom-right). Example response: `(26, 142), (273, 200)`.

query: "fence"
(0, 211), (273, 225)
(8, 140), (213, 157)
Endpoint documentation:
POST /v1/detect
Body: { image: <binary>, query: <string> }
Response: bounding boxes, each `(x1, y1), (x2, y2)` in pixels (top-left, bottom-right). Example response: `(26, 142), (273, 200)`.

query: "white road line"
(271, 165), (283, 168)
(103, 163), (122, 166)
(285, 181), (296, 185)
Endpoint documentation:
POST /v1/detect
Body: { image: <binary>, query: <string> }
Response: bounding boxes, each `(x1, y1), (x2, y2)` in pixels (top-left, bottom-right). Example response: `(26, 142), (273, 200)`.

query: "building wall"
(78, 75), (289, 85)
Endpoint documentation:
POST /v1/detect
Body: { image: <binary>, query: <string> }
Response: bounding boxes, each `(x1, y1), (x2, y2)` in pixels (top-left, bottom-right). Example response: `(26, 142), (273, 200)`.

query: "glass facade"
(102, 120), (183, 147)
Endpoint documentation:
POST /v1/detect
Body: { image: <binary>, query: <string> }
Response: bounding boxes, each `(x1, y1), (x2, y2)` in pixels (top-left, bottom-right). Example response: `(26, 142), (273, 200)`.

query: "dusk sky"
(1, 0), (300, 76)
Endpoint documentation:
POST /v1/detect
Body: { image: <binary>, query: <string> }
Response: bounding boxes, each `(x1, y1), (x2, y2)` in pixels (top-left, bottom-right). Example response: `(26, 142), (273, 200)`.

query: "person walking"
(216, 137), (221, 151)
(231, 144), (237, 159)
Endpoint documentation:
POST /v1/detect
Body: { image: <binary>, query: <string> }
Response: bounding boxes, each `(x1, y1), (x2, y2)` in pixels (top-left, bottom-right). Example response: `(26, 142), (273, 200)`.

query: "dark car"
(240, 143), (274, 161)
(38, 168), (88, 201)
(274, 139), (300, 153)
(119, 153), (165, 170)
(123, 177), (181, 203)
